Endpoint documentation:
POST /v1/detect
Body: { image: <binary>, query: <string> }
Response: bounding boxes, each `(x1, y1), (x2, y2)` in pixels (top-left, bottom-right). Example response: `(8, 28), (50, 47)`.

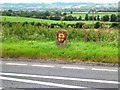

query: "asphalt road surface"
(0, 59), (119, 90)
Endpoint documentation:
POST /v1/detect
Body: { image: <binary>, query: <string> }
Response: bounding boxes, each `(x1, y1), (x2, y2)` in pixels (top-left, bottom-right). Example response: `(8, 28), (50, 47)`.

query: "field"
(67, 12), (118, 18)
(1, 16), (114, 24)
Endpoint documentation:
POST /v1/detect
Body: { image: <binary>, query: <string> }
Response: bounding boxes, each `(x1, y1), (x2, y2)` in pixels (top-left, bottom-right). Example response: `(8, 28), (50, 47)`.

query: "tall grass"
(1, 22), (118, 63)
(2, 40), (118, 63)
(2, 22), (118, 45)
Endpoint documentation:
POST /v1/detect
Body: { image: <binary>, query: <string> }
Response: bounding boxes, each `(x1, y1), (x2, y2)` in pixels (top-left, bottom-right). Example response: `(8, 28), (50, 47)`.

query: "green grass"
(1, 16), (60, 23)
(1, 16), (114, 24)
(67, 12), (118, 18)
(1, 40), (118, 63)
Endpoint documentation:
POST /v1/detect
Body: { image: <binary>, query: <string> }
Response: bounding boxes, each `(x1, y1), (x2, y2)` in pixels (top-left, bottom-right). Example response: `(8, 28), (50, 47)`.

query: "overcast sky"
(0, 0), (119, 3)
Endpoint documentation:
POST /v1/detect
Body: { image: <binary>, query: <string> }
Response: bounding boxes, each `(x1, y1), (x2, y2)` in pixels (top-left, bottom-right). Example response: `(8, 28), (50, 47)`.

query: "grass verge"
(1, 40), (118, 63)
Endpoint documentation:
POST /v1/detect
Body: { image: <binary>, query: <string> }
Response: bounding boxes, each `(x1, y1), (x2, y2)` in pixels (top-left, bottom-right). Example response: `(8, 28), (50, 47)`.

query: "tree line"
(2, 10), (120, 22)
(1, 21), (119, 29)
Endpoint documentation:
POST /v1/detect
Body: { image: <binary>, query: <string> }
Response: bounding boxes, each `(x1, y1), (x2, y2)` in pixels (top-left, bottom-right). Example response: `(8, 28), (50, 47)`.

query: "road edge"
(1, 58), (118, 67)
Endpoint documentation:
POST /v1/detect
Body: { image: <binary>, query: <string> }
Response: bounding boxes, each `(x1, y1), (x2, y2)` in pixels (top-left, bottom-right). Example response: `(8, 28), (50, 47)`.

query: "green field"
(67, 12), (118, 18)
(1, 16), (113, 24)
(1, 12), (117, 24)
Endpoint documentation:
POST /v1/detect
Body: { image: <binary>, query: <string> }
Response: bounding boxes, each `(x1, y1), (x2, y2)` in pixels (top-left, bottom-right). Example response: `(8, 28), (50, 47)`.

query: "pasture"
(67, 12), (118, 18)
(1, 16), (114, 24)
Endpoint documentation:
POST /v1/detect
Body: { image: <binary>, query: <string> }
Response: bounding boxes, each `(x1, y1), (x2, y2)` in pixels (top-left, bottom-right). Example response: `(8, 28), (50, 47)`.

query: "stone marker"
(56, 30), (67, 48)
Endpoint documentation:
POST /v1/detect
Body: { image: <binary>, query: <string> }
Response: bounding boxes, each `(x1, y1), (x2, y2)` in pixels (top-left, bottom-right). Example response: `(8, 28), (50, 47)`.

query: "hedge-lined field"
(67, 12), (118, 18)
(1, 16), (114, 24)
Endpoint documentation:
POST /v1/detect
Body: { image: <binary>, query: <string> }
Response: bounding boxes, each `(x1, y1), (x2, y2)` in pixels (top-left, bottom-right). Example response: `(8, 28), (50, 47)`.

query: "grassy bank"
(1, 21), (118, 63)
(2, 40), (118, 63)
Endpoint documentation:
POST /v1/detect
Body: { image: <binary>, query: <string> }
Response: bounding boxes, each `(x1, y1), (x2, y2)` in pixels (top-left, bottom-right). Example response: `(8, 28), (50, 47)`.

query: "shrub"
(75, 22), (85, 28)
(2, 22), (118, 43)
(94, 22), (101, 28)
(110, 23), (119, 28)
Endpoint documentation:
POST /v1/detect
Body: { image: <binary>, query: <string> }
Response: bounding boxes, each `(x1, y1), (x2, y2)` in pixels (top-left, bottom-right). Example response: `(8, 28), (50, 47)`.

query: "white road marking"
(5, 63), (27, 66)
(0, 87), (2, 90)
(32, 64), (55, 68)
(0, 72), (119, 84)
(62, 66), (85, 70)
(0, 76), (86, 88)
(92, 68), (117, 72)
(3, 62), (118, 72)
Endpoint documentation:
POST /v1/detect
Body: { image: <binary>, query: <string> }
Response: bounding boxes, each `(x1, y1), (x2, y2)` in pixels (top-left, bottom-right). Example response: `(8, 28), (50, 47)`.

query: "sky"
(0, 0), (119, 3)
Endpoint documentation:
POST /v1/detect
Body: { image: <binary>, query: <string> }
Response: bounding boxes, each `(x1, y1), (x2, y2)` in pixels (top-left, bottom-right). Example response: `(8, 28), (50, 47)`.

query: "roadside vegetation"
(2, 40), (118, 63)
(1, 21), (118, 63)
(1, 10), (119, 63)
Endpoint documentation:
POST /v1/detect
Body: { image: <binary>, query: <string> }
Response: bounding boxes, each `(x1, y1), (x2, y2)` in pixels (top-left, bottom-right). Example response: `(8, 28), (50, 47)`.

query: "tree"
(102, 15), (109, 22)
(97, 15), (100, 21)
(55, 11), (61, 16)
(73, 16), (77, 21)
(5, 10), (13, 16)
(78, 16), (82, 20)
(94, 22), (101, 28)
(8, 9), (12, 12)
(85, 14), (89, 21)
(64, 16), (68, 21)
(67, 15), (74, 21)
(89, 16), (93, 20)
(62, 12), (67, 16)
(110, 23), (119, 28)
(75, 22), (84, 28)
(45, 11), (50, 16)
(110, 14), (117, 22)
(116, 15), (120, 22)
(94, 16), (97, 21)
(70, 11), (73, 14)
(89, 16), (96, 21)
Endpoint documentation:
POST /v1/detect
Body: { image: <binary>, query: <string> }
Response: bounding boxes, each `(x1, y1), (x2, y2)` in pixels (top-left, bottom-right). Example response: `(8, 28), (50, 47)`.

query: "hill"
(0, 2), (118, 12)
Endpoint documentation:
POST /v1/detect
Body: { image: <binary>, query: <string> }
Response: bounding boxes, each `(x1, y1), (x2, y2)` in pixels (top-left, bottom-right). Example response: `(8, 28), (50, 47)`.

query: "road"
(0, 59), (119, 90)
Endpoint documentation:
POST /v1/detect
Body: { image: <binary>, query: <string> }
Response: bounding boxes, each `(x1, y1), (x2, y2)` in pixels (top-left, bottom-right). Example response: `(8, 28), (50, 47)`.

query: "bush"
(110, 23), (119, 28)
(102, 15), (109, 21)
(2, 22), (118, 43)
(94, 22), (101, 28)
(75, 22), (85, 28)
